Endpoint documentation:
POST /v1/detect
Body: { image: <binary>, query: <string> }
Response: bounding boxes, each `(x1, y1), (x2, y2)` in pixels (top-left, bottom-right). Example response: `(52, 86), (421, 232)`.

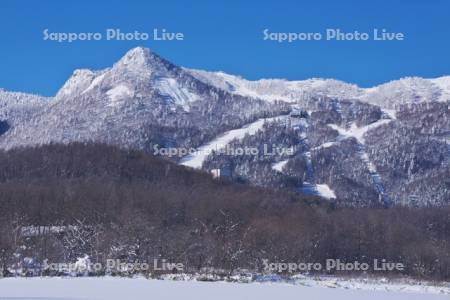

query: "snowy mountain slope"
(201, 93), (448, 206)
(326, 119), (394, 205)
(188, 69), (363, 103)
(0, 47), (448, 207)
(430, 75), (450, 101)
(327, 119), (392, 144)
(180, 115), (287, 168)
(361, 77), (444, 108)
(0, 89), (49, 119)
(55, 69), (101, 99)
(187, 69), (450, 108)
(0, 89), (49, 136)
(0, 47), (286, 151)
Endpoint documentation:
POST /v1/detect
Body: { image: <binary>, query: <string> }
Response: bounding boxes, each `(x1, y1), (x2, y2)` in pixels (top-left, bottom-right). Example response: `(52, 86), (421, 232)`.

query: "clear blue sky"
(1, 0), (449, 96)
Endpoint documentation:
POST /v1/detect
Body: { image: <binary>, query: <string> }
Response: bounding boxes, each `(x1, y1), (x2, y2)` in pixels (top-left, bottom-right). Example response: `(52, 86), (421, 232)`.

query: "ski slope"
(0, 277), (448, 300)
(328, 119), (392, 144)
(327, 120), (392, 205)
(180, 116), (286, 169)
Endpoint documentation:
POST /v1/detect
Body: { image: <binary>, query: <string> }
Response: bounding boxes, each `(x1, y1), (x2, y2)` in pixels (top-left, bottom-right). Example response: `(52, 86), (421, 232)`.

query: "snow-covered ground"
(155, 77), (200, 110)
(312, 141), (336, 151)
(298, 150), (337, 199)
(106, 84), (134, 107)
(0, 277), (448, 300)
(315, 184), (337, 199)
(327, 119), (391, 144)
(180, 116), (286, 169)
(272, 159), (289, 172)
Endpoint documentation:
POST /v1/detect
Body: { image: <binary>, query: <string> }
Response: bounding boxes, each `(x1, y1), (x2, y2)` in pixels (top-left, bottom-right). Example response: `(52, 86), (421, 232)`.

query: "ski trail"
(327, 120), (393, 206)
(357, 144), (391, 205)
(180, 115), (287, 169)
(298, 150), (336, 199)
(300, 151), (318, 196)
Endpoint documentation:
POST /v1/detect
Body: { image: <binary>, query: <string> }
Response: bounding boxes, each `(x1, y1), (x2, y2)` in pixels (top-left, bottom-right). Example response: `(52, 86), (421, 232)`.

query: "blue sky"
(1, 0), (449, 96)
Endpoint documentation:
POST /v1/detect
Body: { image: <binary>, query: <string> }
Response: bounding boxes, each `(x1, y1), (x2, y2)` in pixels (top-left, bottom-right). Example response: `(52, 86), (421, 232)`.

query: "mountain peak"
(113, 47), (172, 77)
(56, 69), (97, 98)
(122, 46), (151, 61)
(116, 47), (156, 68)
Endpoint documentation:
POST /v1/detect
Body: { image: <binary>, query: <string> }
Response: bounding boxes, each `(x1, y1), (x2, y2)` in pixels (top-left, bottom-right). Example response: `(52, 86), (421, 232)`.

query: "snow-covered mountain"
(186, 69), (449, 207)
(0, 47), (285, 150)
(0, 47), (448, 207)
(187, 69), (364, 103)
(361, 77), (449, 108)
(0, 89), (49, 124)
(188, 69), (450, 108)
(0, 89), (49, 137)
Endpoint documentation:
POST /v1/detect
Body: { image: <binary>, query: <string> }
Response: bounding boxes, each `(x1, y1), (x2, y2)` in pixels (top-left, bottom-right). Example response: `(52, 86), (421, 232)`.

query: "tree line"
(0, 143), (448, 280)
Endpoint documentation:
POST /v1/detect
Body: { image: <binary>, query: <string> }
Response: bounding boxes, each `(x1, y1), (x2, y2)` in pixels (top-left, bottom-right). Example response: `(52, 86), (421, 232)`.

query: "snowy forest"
(0, 143), (448, 280)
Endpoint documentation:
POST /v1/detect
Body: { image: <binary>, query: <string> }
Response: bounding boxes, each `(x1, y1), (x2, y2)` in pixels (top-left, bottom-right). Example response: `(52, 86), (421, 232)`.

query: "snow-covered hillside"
(361, 77), (444, 108)
(0, 89), (49, 126)
(188, 69), (450, 108)
(0, 47), (283, 151)
(188, 69), (363, 103)
(180, 115), (287, 168)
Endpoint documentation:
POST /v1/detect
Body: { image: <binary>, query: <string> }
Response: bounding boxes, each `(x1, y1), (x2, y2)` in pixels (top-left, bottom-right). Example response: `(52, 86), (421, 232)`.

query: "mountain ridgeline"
(0, 47), (449, 207)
